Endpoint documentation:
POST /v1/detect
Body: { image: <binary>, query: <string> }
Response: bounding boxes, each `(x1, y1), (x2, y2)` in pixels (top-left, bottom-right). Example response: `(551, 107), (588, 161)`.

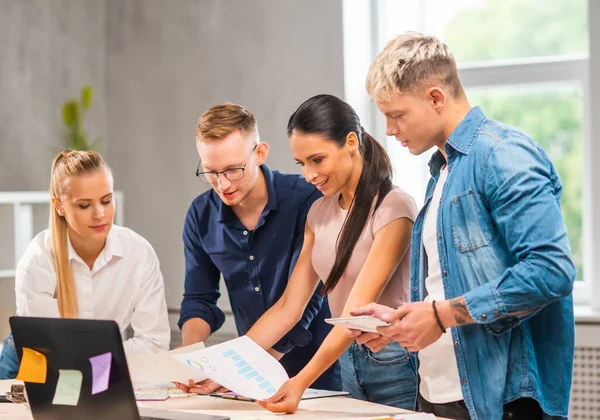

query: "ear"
(51, 196), (63, 216)
(346, 132), (359, 153)
(255, 142), (269, 165)
(427, 87), (446, 112)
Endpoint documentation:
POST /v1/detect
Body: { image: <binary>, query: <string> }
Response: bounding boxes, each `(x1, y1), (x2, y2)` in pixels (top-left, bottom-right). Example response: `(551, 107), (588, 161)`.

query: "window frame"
(342, 0), (596, 307)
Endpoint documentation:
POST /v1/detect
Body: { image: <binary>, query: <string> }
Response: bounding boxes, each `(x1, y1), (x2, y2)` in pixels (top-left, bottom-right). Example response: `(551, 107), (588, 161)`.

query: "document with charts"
(128, 342), (208, 386)
(171, 335), (289, 401)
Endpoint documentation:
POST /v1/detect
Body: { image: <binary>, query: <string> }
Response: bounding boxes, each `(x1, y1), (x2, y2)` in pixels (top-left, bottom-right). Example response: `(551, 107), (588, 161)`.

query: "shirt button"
(481, 314), (487, 321)
(439, 198), (443, 204)
(243, 230), (248, 235)
(438, 234), (443, 239)
(249, 255), (254, 261)
(412, 286), (418, 292)
(443, 270), (448, 276)
(254, 287), (260, 292)
(454, 340), (459, 348)
(461, 378), (467, 385)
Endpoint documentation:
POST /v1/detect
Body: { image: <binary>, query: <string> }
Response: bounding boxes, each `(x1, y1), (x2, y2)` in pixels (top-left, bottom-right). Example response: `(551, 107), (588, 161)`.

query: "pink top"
(307, 187), (417, 318)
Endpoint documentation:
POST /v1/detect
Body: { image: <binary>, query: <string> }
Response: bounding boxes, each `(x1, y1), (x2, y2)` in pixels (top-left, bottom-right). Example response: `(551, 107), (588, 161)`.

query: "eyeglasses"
(196, 144), (258, 184)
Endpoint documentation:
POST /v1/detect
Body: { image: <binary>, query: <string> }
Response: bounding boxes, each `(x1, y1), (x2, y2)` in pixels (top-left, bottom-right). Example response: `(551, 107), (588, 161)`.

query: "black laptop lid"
(9, 316), (140, 420)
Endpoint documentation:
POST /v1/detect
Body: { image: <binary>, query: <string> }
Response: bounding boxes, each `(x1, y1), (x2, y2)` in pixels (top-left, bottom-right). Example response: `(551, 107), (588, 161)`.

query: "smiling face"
(53, 168), (115, 247)
(197, 129), (267, 207)
(376, 91), (447, 156)
(290, 130), (358, 197)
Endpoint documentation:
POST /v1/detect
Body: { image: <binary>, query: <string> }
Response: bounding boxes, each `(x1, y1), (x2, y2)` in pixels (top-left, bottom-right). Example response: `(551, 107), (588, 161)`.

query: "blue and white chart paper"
(172, 335), (289, 401)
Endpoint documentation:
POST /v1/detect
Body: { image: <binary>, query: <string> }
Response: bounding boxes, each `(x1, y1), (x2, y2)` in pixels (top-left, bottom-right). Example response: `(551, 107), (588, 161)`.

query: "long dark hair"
(288, 94), (393, 295)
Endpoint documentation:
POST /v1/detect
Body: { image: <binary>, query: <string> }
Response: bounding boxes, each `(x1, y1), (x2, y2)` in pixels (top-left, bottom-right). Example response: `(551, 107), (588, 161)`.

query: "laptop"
(9, 316), (229, 420)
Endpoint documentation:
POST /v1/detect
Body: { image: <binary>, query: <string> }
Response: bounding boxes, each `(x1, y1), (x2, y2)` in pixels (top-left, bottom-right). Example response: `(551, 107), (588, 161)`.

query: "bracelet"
(432, 300), (446, 334)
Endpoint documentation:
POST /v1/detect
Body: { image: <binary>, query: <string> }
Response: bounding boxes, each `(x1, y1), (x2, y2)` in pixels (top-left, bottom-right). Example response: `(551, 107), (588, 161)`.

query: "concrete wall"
(0, 0), (107, 338)
(104, 0), (344, 310)
(0, 0), (344, 338)
(0, 0), (108, 191)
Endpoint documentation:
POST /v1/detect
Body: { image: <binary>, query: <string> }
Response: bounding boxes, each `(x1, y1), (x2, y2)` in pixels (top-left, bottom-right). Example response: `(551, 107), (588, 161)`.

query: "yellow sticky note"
(16, 347), (47, 383)
(52, 369), (83, 406)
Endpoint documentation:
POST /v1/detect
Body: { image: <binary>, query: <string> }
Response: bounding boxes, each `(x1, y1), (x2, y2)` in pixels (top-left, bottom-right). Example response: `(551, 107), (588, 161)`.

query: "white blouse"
(15, 225), (170, 356)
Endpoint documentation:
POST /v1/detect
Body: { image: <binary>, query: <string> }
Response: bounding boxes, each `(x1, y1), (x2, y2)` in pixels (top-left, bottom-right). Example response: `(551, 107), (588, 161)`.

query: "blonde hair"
(196, 103), (257, 142)
(49, 149), (112, 318)
(366, 31), (464, 102)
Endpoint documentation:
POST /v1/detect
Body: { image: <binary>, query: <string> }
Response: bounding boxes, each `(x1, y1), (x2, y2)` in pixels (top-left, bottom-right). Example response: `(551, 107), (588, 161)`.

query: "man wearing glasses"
(178, 103), (341, 392)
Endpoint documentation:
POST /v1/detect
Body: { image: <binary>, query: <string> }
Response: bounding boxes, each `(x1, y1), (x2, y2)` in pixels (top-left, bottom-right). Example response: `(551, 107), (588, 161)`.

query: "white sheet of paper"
(172, 335), (289, 401)
(301, 388), (350, 400)
(128, 342), (207, 386)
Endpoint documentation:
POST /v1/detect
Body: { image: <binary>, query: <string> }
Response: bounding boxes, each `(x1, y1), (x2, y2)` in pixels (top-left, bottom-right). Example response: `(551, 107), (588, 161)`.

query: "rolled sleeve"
(178, 206), (225, 333)
(463, 137), (576, 331)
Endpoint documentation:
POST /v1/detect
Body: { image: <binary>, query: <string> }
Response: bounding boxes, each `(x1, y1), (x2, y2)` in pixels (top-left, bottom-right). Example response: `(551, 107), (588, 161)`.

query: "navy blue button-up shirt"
(179, 165), (340, 390)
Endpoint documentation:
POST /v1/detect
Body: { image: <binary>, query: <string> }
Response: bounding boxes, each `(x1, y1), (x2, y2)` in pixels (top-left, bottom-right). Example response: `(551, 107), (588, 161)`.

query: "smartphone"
(325, 315), (390, 333)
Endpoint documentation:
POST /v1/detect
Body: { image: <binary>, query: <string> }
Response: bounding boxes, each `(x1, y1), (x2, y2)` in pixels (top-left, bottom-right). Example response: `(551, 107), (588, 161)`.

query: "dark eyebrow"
(305, 153), (324, 160)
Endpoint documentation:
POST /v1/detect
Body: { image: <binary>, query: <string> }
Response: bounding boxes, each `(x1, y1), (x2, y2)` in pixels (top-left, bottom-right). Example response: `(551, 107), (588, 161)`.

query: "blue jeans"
(339, 340), (417, 410)
(0, 333), (19, 379)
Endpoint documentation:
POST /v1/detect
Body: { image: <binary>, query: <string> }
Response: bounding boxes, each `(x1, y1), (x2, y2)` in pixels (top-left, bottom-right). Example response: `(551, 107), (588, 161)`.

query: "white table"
(0, 380), (447, 419)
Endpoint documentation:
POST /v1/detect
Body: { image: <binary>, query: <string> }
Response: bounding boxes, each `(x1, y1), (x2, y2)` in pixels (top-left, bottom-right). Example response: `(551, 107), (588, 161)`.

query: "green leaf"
(62, 100), (79, 126)
(81, 85), (93, 110)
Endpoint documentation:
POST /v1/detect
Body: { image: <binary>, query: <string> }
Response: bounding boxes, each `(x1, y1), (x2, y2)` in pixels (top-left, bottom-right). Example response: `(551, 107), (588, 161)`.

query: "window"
(343, 0), (591, 303)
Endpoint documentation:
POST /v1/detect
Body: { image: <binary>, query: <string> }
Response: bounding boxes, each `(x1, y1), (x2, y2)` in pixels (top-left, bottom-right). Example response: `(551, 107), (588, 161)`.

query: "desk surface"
(0, 380), (445, 419)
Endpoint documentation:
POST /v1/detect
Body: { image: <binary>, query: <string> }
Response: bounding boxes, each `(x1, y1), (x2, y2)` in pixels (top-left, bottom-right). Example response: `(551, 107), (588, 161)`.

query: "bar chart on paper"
(172, 336), (289, 401)
(221, 348), (278, 395)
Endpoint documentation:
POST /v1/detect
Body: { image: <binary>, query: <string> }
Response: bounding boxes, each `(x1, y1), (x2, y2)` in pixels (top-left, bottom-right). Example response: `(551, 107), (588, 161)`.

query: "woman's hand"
(256, 377), (306, 414)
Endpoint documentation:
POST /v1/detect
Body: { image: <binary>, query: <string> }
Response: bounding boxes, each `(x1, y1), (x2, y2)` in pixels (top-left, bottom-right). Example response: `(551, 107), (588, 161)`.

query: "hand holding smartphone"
(325, 315), (390, 333)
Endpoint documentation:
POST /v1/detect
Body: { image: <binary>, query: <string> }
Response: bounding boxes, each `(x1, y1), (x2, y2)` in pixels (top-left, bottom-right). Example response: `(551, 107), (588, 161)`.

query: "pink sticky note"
(89, 352), (112, 395)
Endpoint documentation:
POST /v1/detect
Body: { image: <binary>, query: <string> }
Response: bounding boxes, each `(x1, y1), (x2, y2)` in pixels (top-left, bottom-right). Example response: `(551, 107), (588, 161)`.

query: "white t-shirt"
(418, 166), (464, 403)
(15, 225), (170, 356)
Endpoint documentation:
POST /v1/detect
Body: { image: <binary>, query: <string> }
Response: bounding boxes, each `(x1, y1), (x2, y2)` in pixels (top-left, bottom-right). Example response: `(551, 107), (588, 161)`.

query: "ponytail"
(321, 127), (392, 295)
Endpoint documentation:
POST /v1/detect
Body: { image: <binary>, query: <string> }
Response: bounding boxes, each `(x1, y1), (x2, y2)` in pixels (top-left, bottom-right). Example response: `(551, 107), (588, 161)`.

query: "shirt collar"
(428, 106), (487, 176)
(65, 226), (124, 263)
(217, 164), (278, 224)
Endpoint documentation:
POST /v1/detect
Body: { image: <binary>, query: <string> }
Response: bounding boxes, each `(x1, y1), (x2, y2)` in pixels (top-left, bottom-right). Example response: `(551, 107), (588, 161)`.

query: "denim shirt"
(410, 107), (576, 420)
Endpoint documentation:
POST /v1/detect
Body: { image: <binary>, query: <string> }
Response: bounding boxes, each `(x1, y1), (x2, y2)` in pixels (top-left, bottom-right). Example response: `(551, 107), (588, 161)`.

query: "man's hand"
(376, 302), (444, 352)
(352, 332), (393, 352)
(343, 303), (395, 352)
(172, 378), (228, 394)
(350, 302), (397, 320)
(257, 376), (306, 414)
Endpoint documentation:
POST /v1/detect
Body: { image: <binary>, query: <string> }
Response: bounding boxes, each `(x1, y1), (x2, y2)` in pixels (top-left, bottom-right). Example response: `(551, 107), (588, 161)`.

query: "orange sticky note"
(16, 347), (47, 383)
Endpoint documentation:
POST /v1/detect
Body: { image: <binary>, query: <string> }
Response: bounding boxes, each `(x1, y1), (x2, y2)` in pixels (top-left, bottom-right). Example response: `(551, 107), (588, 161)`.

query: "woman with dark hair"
(240, 94), (419, 413)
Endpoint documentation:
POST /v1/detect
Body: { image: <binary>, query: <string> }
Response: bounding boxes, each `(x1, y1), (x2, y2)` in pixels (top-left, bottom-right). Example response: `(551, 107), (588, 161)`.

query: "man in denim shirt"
(178, 103), (340, 393)
(351, 33), (576, 419)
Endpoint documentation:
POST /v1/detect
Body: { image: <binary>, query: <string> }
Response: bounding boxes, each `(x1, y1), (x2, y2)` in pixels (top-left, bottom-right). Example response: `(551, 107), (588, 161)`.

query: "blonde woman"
(0, 150), (169, 379)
